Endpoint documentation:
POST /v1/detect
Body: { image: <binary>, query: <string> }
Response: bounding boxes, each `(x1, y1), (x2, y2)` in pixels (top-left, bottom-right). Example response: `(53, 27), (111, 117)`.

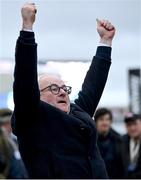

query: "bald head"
(38, 73), (70, 113)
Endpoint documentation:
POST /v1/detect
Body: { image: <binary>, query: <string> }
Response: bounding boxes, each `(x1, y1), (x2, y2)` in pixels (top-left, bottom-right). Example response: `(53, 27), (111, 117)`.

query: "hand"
(21, 3), (37, 30)
(96, 19), (116, 46)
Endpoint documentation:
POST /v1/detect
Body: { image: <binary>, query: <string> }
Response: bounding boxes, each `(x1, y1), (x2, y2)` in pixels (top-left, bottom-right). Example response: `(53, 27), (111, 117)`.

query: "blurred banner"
(128, 69), (141, 114)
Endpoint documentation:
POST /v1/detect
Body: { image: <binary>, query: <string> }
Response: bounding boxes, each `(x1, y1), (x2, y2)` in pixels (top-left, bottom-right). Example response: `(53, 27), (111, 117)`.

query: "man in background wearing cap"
(123, 113), (141, 178)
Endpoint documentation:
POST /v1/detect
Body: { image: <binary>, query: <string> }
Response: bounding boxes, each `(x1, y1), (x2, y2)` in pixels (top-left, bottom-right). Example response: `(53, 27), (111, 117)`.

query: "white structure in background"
(0, 59), (130, 110)
(0, 58), (127, 134)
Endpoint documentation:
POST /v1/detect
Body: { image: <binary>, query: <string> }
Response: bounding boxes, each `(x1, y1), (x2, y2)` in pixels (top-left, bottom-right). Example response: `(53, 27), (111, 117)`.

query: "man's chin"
(99, 128), (110, 135)
(57, 104), (69, 113)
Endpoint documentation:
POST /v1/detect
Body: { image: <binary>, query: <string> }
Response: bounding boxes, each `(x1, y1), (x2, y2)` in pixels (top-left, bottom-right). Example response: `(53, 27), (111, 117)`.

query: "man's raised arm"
(13, 3), (40, 134)
(75, 19), (116, 117)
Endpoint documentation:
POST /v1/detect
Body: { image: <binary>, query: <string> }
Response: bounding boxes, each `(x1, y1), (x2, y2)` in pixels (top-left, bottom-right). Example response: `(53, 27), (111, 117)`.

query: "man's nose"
(59, 88), (67, 96)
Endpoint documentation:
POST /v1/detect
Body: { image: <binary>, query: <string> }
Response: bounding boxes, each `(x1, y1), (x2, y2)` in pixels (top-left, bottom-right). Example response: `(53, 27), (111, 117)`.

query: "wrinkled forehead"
(39, 74), (65, 89)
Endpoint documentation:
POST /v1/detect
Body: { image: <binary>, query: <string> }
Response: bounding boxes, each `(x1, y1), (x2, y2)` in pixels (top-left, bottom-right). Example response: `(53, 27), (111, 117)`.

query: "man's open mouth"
(58, 100), (67, 104)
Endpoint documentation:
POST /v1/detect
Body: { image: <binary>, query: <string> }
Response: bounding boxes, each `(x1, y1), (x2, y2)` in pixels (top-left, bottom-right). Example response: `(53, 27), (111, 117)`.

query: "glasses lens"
(50, 84), (59, 94)
(64, 86), (72, 94)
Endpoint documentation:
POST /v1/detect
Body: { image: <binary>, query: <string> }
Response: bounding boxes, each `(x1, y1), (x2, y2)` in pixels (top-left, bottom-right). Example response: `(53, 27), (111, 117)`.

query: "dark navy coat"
(123, 134), (141, 178)
(12, 31), (111, 178)
(97, 129), (125, 178)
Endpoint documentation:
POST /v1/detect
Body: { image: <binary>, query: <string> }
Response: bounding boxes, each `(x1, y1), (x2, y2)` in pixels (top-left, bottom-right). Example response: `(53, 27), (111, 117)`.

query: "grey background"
(0, 0), (141, 107)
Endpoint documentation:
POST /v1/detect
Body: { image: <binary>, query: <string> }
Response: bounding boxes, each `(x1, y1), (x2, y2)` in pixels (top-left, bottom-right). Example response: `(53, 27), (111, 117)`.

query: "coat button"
(88, 156), (92, 160)
(80, 127), (85, 130)
(80, 123), (85, 130)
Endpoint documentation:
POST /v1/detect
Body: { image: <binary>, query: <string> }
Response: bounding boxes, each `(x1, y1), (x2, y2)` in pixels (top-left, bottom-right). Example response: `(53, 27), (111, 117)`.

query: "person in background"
(0, 108), (28, 178)
(0, 128), (28, 178)
(0, 108), (17, 143)
(94, 108), (124, 178)
(123, 113), (141, 179)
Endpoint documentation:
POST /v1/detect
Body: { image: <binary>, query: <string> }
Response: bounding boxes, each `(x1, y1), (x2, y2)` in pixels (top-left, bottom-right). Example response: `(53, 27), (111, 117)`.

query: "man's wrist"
(22, 22), (33, 31)
(22, 28), (33, 32)
(98, 43), (111, 47)
(99, 38), (112, 47)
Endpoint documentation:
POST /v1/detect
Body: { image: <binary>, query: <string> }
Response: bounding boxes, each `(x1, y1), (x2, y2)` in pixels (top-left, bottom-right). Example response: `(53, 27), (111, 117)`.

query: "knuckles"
(22, 3), (36, 13)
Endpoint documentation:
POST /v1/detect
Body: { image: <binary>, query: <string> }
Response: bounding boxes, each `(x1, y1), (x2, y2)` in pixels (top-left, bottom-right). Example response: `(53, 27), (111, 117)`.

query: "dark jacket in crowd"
(0, 129), (28, 179)
(97, 128), (124, 178)
(12, 31), (112, 178)
(0, 152), (28, 179)
(8, 152), (28, 179)
(123, 134), (141, 179)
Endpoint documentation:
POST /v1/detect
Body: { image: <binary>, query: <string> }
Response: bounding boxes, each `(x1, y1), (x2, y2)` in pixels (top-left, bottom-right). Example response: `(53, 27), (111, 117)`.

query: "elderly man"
(12, 3), (115, 179)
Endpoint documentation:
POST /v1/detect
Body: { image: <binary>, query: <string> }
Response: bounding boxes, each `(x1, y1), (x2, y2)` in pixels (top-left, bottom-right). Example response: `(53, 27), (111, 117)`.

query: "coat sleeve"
(12, 31), (40, 135)
(75, 46), (111, 117)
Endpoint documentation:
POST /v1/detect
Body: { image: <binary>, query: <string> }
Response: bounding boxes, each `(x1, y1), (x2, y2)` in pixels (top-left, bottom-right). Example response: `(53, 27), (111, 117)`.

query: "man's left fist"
(96, 19), (116, 46)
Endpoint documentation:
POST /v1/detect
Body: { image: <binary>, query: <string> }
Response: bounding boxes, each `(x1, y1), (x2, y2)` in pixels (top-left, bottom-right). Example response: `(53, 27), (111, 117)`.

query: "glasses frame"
(40, 84), (72, 95)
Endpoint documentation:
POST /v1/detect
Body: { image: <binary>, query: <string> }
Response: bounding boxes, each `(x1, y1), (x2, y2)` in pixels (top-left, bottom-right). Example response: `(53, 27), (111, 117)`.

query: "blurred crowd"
(94, 108), (141, 179)
(0, 109), (28, 178)
(0, 107), (141, 179)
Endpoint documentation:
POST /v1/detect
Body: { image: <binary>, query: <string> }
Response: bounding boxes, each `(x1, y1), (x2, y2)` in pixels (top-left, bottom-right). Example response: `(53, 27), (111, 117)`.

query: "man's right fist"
(21, 3), (37, 30)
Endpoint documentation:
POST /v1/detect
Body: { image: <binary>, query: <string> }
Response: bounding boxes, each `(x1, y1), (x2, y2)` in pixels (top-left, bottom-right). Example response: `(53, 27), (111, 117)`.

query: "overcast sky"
(0, 0), (141, 107)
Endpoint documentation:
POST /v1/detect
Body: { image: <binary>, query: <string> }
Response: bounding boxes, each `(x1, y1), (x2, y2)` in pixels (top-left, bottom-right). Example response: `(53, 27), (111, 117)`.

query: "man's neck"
(131, 135), (141, 143)
(99, 131), (109, 137)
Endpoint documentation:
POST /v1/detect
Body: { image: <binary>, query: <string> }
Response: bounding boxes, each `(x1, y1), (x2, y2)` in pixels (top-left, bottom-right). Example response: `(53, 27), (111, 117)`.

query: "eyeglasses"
(40, 84), (72, 95)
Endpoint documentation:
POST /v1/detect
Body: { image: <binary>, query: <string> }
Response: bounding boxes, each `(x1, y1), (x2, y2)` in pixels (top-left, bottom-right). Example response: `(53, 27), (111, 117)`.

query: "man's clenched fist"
(97, 19), (116, 46)
(21, 3), (37, 30)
